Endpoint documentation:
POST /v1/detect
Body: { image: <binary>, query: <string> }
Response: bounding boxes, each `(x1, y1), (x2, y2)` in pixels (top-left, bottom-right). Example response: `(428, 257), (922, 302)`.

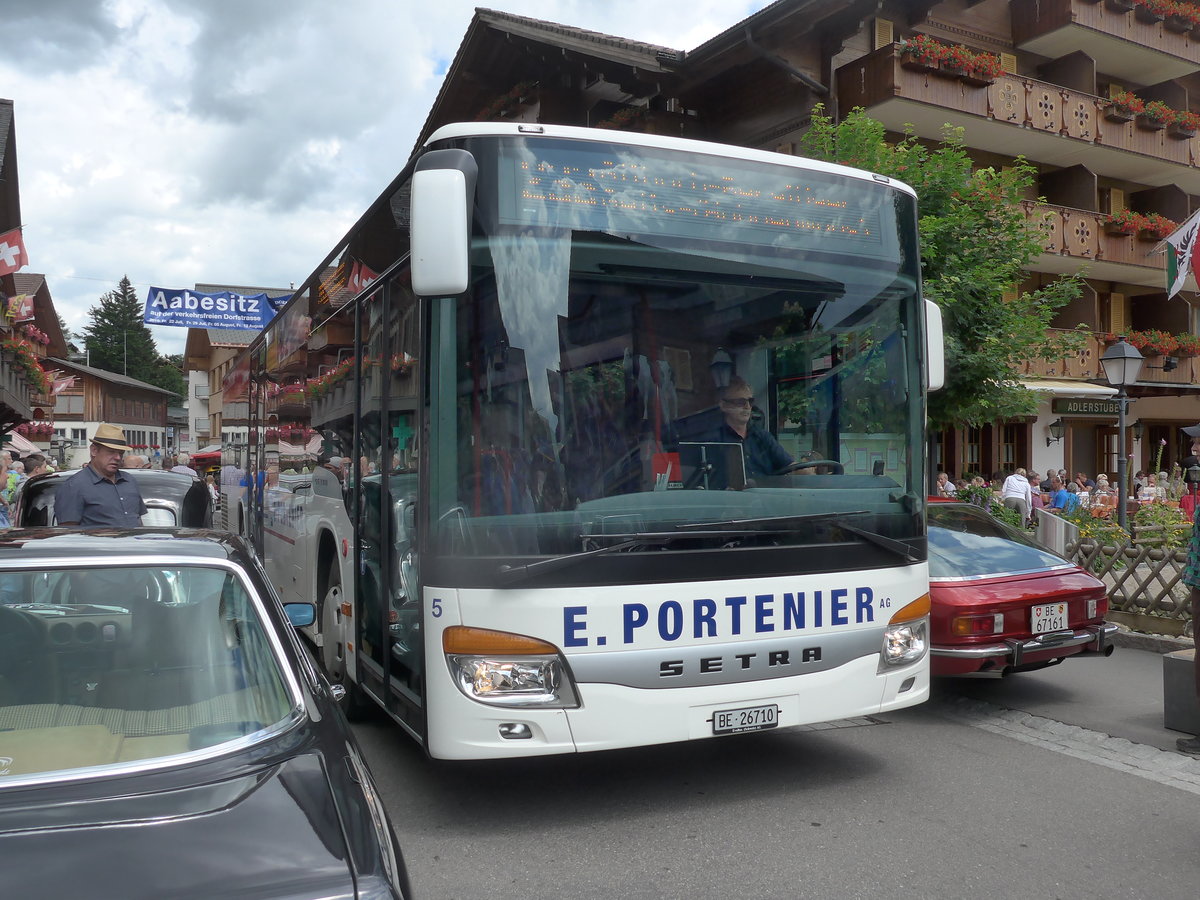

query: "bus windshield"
(428, 136), (925, 576)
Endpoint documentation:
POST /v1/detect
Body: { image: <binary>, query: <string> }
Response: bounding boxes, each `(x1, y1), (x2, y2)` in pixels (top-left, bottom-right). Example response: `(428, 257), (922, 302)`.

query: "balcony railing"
(1011, 0), (1200, 84)
(1021, 201), (1172, 287)
(835, 45), (1200, 193)
(1021, 330), (1196, 386)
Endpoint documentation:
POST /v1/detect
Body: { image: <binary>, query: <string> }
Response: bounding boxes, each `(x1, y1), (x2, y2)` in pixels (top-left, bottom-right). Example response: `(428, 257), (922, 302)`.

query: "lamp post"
(1100, 336), (1145, 530)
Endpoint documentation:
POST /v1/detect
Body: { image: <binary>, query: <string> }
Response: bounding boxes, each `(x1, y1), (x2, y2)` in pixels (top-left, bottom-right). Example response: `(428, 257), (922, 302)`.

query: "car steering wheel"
(0, 604), (46, 675)
(775, 458), (844, 475)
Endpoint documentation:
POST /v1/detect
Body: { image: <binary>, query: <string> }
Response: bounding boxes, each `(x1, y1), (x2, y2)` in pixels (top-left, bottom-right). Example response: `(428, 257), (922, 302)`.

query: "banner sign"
(144, 287), (282, 330)
(5, 293), (33, 322)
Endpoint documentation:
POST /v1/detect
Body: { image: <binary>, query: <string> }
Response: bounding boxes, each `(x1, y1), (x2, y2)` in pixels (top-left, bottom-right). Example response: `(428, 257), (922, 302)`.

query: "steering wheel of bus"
(775, 459), (844, 475)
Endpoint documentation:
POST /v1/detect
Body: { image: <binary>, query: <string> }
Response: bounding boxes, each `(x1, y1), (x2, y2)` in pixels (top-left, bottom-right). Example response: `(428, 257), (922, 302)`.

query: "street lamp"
(1100, 336), (1145, 529)
(1046, 418), (1066, 447)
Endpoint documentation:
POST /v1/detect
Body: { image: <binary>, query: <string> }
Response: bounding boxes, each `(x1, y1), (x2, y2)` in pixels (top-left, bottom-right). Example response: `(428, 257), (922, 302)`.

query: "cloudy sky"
(3, 0), (775, 358)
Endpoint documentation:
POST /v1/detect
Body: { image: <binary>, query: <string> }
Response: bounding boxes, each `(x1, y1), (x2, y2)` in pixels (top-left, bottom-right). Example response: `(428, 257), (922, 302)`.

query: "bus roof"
(423, 121), (917, 199)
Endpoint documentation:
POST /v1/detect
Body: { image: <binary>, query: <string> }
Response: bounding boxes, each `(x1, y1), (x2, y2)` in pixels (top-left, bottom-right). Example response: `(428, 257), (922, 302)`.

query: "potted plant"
(964, 51), (1004, 86)
(1134, 0), (1170, 22)
(1164, 0), (1199, 31)
(1137, 99), (1173, 131)
(1103, 90), (1143, 123)
(1169, 108), (1200, 139)
(1105, 0), (1134, 11)
(1103, 208), (1146, 235)
(937, 43), (976, 78)
(897, 34), (945, 72)
(1174, 332), (1200, 357)
(1127, 328), (1178, 357)
(1139, 211), (1178, 240)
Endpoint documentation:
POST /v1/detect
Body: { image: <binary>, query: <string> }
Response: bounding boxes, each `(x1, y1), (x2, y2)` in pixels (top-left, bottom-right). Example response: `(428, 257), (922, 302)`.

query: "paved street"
(355, 642), (1200, 900)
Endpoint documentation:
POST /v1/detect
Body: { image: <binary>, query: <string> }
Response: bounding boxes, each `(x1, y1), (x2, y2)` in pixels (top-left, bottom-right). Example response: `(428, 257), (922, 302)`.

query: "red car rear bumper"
(931, 621), (1118, 676)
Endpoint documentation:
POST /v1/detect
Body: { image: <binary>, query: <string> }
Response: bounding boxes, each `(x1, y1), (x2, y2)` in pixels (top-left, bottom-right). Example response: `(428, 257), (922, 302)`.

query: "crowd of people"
(932, 464), (1190, 527)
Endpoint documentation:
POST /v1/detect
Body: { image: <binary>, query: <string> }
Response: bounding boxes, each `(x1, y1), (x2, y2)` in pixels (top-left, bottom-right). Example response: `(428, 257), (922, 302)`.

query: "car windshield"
(927, 504), (1071, 579)
(0, 564), (297, 781)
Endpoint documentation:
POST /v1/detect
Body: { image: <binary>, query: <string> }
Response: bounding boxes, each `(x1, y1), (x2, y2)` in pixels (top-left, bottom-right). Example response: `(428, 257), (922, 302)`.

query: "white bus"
(224, 122), (945, 759)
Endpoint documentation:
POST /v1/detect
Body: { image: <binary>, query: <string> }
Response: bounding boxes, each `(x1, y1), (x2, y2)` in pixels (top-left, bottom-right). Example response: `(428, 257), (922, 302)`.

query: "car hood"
(0, 753), (357, 900)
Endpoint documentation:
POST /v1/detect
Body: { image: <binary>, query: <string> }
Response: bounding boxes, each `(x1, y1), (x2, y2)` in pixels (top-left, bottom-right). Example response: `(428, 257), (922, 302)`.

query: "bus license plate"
(1031, 602), (1068, 634)
(713, 704), (779, 735)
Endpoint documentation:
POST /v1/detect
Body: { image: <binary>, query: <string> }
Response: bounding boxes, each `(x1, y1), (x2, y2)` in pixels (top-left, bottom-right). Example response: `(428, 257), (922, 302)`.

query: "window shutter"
(1110, 188), (1126, 213)
(1110, 294), (1128, 334)
(1000, 52), (1017, 74)
(873, 18), (894, 50)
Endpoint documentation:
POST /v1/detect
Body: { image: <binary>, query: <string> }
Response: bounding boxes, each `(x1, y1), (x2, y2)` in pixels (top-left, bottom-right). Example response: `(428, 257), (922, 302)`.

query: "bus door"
(354, 271), (424, 734)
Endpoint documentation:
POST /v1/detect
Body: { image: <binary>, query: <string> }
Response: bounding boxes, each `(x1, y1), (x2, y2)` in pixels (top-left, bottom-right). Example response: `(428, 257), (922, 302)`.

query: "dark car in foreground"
(0, 529), (411, 899)
(12, 468), (214, 528)
(928, 501), (1118, 677)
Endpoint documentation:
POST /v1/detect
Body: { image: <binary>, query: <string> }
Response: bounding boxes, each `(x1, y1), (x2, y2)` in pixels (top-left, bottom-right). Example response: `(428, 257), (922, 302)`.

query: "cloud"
(2, 0), (774, 356)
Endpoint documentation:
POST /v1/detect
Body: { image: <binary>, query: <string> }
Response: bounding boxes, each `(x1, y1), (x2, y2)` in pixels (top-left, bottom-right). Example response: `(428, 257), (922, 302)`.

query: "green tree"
(154, 353), (186, 400)
(799, 107), (1085, 429)
(82, 276), (160, 383)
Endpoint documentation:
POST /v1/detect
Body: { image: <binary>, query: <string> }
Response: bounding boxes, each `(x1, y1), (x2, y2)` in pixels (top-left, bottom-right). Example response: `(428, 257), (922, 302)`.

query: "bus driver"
(707, 376), (794, 480)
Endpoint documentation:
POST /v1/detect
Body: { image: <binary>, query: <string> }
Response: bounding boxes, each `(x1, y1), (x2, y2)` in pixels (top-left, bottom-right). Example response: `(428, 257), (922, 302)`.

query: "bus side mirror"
(410, 148), (478, 297)
(924, 298), (945, 391)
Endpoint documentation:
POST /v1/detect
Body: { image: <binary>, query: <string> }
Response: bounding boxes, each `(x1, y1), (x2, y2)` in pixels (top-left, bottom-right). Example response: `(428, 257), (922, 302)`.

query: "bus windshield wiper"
(494, 529), (766, 585)
(835, 522), (919, 561)
(677, 511), (871, 530)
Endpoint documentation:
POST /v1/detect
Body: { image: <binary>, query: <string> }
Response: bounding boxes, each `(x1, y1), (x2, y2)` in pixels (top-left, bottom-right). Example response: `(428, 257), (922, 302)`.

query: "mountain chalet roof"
(47, 357), (176, 396)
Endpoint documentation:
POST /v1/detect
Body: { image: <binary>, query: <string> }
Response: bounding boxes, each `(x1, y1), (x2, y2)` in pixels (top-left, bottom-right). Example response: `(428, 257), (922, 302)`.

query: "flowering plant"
(971, 52), (1005, 79)
(304, 356), (356, 400)
(1174, 332), (1200, 356)
(897, 34), (946, 66)
(941, 43), (976, 70)
(1141, 99), (1174, 124)
(20, 325), (48, 345)
(0, 337), (52, 394)
(1126, 328), (1178, 356)
(15, 421), (53, 439)
(1173, 109), (1200, 131)
(1140, 212), (1178, 238)
(1108, 91), (1145, 115)
(1104, 209), (1146, 231)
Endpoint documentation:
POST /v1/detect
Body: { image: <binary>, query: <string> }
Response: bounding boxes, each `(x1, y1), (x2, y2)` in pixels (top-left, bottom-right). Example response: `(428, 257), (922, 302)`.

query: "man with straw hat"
(54, 423), (147, 528)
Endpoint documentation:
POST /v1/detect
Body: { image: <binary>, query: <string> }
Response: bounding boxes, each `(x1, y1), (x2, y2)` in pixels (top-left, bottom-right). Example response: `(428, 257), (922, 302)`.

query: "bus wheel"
(320, 578), (372, 721)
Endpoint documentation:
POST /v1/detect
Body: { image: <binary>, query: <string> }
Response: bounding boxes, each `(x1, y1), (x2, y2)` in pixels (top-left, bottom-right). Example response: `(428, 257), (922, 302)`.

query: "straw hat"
(91, 423), (132, 452)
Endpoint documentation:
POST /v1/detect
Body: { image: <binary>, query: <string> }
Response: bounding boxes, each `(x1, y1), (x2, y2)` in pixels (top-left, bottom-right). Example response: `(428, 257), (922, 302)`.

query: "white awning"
(1019, 378), (1118, 398)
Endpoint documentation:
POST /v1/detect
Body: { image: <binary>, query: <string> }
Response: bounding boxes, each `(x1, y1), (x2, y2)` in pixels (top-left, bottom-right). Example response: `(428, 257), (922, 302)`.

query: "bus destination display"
(498, 140), (893, 255)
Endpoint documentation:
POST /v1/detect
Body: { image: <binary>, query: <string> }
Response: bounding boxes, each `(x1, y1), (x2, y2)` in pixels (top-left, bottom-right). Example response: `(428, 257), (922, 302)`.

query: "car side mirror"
(284, 603), (315, 628)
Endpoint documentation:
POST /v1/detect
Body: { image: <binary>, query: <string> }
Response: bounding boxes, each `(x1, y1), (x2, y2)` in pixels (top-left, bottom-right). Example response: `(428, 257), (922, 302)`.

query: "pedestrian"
(171, 451), (198, 476)
(1176, 422), (1200, 756)
(54, 424), (147, 527)
(23, 453), (49, 478)
(1000, 466), (1033, 526)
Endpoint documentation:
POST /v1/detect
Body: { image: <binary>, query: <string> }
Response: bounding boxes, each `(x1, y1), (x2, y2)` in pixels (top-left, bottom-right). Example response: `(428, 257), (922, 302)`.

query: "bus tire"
(320, 569), (373, 721)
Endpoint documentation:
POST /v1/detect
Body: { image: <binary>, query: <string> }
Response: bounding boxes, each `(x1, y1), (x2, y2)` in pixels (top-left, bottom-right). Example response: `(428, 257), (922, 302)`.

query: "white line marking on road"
(931, 695), (1200, 795)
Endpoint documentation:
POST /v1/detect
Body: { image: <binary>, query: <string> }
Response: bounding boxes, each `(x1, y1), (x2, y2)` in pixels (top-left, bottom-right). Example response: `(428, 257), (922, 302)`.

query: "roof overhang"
(1020, 378), (1118, 398)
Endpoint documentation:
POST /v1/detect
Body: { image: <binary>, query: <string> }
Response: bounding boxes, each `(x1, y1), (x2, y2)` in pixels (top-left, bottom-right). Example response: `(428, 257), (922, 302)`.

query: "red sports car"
(928, 501), (1118, 676)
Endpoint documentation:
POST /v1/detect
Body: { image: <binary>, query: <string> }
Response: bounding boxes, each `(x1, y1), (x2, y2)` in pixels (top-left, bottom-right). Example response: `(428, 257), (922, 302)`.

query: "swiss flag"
(0, 227), (28, 276)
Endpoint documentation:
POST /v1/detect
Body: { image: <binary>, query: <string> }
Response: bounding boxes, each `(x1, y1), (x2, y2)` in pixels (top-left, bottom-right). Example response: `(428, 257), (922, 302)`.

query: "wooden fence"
(1062, 521), (1195, 638)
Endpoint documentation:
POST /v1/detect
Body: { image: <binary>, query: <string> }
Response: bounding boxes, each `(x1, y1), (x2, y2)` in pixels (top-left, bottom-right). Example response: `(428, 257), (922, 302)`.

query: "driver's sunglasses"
(721, 397), (754, 408)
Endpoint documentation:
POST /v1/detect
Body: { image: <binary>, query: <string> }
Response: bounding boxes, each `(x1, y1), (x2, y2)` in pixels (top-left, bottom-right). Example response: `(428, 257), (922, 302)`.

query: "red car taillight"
(1087, 597), (1108, 619)
(951, 613), (1004, 636)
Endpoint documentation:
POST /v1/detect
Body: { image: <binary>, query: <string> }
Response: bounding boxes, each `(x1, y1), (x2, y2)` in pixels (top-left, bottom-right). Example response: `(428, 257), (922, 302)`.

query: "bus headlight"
(880, 594), (930, 669)
(444, 626), (579, 708)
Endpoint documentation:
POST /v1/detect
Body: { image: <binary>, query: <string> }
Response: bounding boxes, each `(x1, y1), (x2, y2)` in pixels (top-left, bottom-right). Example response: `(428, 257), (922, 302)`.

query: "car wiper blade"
(494, 529), (762, 585)
(677, 511), (872, 530)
